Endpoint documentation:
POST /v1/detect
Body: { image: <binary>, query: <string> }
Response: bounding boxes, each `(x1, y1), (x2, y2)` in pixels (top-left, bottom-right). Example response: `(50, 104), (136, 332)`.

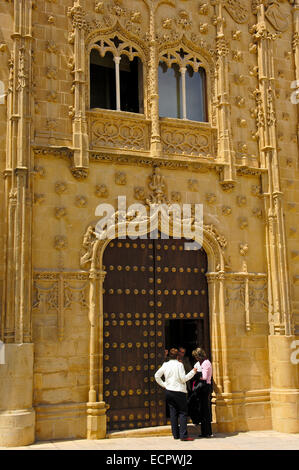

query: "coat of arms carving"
(265, 2), (289, 32)
(224, 0), (249, 24)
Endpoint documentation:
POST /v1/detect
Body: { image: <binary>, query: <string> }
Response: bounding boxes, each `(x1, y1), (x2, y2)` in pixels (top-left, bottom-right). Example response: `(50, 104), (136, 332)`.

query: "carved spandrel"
(33, 271), (90, 341)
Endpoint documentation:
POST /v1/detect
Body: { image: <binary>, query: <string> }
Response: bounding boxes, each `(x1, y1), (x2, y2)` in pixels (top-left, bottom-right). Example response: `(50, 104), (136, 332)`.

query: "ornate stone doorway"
(102, 235), (210, 432)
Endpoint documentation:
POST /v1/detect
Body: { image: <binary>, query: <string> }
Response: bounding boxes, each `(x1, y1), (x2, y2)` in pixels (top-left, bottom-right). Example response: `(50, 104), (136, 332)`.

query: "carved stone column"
(252, 2), (291, 336)
(0, 0), (35, 447)
(253, 1), (299, 433)
(87, 266), (107, 439)
(214, 0), (236, 185)
(148, 1), (161, 158)
(293, 0), (299, 140)
(68, 0), (89, 178)
(206, 272), (233, 432)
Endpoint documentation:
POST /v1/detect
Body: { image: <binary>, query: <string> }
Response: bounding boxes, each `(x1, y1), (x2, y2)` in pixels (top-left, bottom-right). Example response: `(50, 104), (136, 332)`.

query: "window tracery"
(158, 46), (208, 122)
(89, 35), (144, 113)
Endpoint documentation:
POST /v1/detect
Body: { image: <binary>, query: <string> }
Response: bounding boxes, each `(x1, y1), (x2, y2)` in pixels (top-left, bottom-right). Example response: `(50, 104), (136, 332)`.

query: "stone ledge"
(107, 423), (207, 439)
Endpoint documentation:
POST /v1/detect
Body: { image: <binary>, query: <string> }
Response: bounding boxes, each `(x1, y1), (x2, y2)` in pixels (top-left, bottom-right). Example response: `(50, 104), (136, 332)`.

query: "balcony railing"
(160, 117), (217, 159)
(87, 109), (151, 153)
(88, 110), (217, 159)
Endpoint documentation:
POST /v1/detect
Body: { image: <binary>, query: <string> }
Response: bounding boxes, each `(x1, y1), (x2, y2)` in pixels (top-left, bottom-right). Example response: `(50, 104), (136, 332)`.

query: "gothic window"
(158, 48), (207, 122)
(89, 37), (144, 114)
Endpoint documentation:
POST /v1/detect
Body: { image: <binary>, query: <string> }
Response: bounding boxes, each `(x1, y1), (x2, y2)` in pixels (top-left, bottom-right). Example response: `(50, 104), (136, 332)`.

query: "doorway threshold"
(107, 424), (201, 439)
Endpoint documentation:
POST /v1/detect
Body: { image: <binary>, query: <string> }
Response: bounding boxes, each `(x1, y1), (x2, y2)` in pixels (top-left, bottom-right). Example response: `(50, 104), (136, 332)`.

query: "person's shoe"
(198, 434), (213, 438)
(180, 437), (195, 441)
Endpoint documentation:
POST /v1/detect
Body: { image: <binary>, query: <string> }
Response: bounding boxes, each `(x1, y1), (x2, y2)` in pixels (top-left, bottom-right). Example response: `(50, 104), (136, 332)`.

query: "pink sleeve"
(201, 361), (211, 381)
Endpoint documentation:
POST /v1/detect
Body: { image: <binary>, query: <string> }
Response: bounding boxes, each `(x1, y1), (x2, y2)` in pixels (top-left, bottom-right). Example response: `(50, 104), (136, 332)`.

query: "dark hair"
(168, 348), (179, 360)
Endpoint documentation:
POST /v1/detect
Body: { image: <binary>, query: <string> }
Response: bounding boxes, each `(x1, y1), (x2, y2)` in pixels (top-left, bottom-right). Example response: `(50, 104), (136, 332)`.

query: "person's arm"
(193, 361), (202, 373)
(178, 362), (197, 383)
(201, 361), (211, 381)
(154, 364), (166, 389)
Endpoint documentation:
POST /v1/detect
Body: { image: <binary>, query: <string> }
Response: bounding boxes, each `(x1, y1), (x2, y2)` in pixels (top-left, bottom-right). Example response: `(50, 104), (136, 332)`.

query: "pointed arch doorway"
(102, 234), (211, 432)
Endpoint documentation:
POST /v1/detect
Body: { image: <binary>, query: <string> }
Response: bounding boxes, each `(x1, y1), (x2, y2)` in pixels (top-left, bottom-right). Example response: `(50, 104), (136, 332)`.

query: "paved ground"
(1, 430), (299, 450)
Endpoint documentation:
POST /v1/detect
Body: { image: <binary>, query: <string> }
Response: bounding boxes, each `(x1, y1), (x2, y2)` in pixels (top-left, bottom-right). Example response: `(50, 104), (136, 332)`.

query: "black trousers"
(200, 384), (212, 436)
(165, 390), (188, 439)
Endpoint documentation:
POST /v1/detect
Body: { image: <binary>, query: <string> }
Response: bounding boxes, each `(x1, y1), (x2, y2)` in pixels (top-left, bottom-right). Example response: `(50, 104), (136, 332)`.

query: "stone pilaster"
(268, 335), (299, 433)
(214, 0), (236, 185)
(0, 344), (35, 446)
(1, 0), (35, 446)
(68, 0), (89, 178)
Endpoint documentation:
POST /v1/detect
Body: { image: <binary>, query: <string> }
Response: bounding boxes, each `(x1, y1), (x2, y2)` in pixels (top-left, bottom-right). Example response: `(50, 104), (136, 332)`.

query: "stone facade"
(0, 0), (299, 446)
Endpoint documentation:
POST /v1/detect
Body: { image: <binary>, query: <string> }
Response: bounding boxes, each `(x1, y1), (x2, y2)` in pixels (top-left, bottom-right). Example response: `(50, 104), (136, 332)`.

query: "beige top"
(154, 360), (196, 393)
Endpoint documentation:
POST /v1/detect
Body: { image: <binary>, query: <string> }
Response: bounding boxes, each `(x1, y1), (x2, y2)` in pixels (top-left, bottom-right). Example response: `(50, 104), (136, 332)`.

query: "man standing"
(155, 348), (197, 441)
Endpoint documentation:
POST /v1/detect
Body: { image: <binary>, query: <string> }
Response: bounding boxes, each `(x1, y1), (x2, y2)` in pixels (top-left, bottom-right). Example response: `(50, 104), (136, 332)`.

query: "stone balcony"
(87, 109), (217, 160)
(160, 117), (217, 159)
(87, 109), (151, 154)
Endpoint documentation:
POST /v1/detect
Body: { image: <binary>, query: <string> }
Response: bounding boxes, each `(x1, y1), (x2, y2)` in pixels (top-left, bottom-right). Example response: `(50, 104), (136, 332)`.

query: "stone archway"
(80, 214), (231, 439)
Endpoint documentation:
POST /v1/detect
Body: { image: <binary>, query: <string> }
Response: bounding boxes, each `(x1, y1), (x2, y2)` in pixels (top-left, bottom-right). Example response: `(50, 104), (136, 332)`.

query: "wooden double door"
(103, 235), (210, 432)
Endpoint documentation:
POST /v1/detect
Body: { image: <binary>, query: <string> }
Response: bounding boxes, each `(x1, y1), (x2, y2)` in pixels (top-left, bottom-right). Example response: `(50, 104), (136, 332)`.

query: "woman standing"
(192, 348), (213, 438)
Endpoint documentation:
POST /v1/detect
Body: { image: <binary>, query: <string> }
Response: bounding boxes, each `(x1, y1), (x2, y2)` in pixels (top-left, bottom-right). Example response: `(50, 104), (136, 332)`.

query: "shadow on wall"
(0, 341), (5, 365)
(0, 81), (5, 104)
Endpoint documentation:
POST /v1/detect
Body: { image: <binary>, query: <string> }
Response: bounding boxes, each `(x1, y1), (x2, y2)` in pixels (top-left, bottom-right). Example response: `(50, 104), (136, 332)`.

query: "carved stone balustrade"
(87, 109), (151, 153)
(160, 118), (217, 159)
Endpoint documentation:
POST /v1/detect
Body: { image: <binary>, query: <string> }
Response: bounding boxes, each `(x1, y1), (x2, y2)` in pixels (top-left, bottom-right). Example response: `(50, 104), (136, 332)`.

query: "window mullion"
(114, 56), (121, 111)
(180, 66), (187, 120)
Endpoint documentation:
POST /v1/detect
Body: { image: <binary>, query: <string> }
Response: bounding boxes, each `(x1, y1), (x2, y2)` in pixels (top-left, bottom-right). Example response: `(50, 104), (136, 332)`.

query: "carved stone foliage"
(88, 111), (150, 151)
(55, 207), (67, 219)
(156, 7), (214, 54)
(134, 186), (146, 201)
(188, 179), (199, 192)
(222, 206), (232, 216)
(55, 182), (68, 195)
(160, 121), (217, 158)
(171, 191), (181, 203)
(145, 168), (168, 205)
(54, 235), (68, 250)
(95, 184), (108, 198)
(206, 193), (217, 205)
(81, 0), (146, 40)
(75, 195), (88, 208)
(239, 217), (249, 230)
(34, 193), (45, 205)
(205, 224), (227, 251)
(237, 196), (247, 207)
(239, 243), (249, 257)
(33, 271), (89, 341)
(115, 171), (127, 186)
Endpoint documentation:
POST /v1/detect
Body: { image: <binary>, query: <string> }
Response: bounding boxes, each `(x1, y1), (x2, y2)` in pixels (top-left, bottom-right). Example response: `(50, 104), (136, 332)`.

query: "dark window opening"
(90, 50), (116, 110)
(90, 49), (144, 114)
(120, 55), (143, 113)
